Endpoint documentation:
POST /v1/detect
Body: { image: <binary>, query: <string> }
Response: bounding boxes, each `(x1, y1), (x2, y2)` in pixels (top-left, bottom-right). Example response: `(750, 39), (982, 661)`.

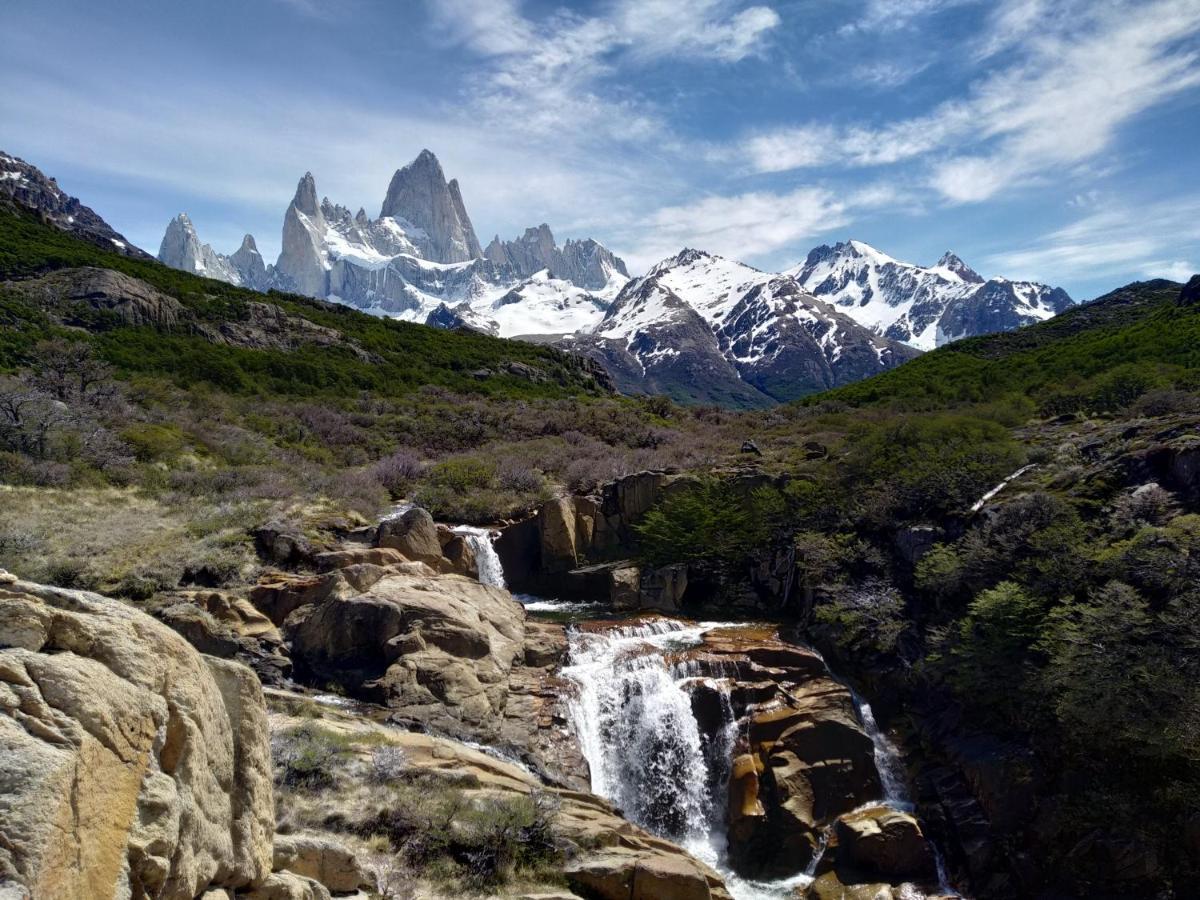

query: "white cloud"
(426, 0), (780, 139)
(983, 194), (1200, 288)
(841, 0), (979, 34)
(622, 186), (851, 270)
(1150, 260), (1197, 282)
(744, 0), (1200, 204)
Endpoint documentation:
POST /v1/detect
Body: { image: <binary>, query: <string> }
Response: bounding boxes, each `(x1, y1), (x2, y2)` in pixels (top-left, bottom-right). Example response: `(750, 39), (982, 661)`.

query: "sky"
(2, 0), (1199, 300)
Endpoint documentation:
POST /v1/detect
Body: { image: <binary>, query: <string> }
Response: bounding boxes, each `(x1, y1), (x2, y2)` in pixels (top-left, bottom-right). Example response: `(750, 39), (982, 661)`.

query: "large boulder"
(0, 573), (274, 899)
(284, 573), (526, 738)
(539, 497), (580, 572)
(375, 508), (443, 565)
(831, 805), (937, 882)
(271, 833), (371, 893)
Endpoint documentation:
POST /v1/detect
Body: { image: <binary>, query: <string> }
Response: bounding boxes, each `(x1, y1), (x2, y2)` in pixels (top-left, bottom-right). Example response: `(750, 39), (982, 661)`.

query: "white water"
(970, 463), (1037, 513)
(450, 524), (506, 588)
(564, 618), (963, 900)
(563, 619), (818, 900)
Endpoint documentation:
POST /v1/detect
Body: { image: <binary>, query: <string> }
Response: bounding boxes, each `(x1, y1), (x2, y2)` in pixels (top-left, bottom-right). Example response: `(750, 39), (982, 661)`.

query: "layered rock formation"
(0, 572), (273, 899)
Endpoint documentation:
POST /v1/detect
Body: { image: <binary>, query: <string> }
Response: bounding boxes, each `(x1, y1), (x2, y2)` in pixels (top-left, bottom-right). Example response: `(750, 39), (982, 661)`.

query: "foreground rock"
(667, 626), (883, 879)
(0, 572), (273, 899)
(267, 693), (732, 900)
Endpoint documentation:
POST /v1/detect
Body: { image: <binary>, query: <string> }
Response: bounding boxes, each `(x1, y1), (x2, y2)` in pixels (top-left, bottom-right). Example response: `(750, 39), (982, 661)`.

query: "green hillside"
(815, 279), (1197, 412)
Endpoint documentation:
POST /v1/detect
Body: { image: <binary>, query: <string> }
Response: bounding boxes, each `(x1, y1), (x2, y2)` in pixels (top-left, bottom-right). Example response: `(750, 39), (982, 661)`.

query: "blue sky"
(2, 0), (1198, 300)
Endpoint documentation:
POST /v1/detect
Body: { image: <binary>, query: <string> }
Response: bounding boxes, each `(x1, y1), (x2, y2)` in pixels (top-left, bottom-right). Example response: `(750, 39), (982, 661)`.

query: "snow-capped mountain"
(790, 240), (1073, 350)
(156, 150), (629, 338)
(485, 223), (629, 294)
(1, 151), (151, 259)
(565, 249), (919, 407)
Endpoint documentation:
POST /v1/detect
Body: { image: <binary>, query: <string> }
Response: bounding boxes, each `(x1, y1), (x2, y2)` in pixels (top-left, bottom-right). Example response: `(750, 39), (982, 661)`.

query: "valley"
(1, 147), (1199, 900)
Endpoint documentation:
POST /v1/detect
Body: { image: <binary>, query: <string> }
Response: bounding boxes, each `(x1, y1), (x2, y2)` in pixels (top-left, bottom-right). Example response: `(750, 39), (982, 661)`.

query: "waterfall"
(564, 620), (716, 841)
(450, 525), (506, 588)
(564, 619), (963, 900)
(970, 463), (1036, 513)
(853, 693), (914, 811)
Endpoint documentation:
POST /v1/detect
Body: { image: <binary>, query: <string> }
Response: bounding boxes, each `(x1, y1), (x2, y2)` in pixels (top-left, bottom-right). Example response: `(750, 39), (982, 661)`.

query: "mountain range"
(0, 148), (1073, 407)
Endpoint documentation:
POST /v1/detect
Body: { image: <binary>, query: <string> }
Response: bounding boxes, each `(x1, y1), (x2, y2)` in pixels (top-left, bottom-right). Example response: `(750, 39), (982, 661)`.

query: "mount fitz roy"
(158, 150), (629, 341)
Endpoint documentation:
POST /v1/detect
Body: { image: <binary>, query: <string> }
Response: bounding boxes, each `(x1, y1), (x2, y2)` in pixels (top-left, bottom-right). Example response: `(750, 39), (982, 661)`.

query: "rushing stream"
(561, 617), (961, 900)
(450, 524), (507, 588)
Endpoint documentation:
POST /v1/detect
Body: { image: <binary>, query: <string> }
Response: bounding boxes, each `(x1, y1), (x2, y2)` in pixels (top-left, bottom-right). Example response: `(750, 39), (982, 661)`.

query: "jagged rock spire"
(379, 150), (482, 263)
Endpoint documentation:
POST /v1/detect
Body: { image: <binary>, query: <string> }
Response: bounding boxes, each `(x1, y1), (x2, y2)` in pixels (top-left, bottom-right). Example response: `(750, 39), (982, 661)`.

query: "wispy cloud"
(427, 0), (780, 138)
(984, 194), (1200, 287)
(744, 0), (1200, 204)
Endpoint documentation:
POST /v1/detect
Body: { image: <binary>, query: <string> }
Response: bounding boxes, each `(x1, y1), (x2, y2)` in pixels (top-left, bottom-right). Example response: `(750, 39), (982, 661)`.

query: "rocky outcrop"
(821, 805), (938, 882)
(158, 213), (243, 285)
(379, 149), (482, 264)
(668, 628), (881, 879)
(271, 833), (372, 893)
(484, 223), (629, 292)
(0, 572), (273, 899)
(285, 573), (525, 738)
(266, 698), (732, 900)
(375, 507), (444, 566)
(0, 151), (152, 258)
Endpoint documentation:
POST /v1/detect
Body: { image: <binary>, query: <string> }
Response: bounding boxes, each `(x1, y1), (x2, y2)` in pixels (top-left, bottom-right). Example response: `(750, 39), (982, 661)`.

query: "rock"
(523, 621), (568, 668)
(831, 805), (937, 881)
(565, 849), (728, 900)
(254, 522), (318, 569)
(610, 564), (641, 609)
(243, 871), (331, 900)
(379, 150), (482, 264)
(804, 872), (899, 899)
(539, 496), (580, 572)
(314, 547), (407, 572)
(639, 564), (688, 612)
(285, 573), (526, 739)
(375, 508), (443, 566)
(1178, 273), (1200, 306)
(803, 440), (828, 459)
(271, 833), (372, 893)
(894, 525), (941, 568)
(436, 526), (479, 579)
(741, 440), (762, 456)
(0, 578), (273, 899)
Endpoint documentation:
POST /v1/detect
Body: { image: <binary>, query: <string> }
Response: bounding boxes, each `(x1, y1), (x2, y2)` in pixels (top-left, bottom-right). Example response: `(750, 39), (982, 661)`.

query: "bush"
(370, 745), (409, 783)
(120, 423), (185, 461)
(271, 723), (347, 789)
(373, 449), (423, 496)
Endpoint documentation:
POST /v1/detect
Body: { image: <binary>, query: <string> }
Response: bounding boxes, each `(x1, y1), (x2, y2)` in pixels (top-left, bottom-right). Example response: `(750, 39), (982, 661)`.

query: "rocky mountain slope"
(566, 249), (919, 407)
(791, 239), (1073, 350)
(0, 150), (152, 260)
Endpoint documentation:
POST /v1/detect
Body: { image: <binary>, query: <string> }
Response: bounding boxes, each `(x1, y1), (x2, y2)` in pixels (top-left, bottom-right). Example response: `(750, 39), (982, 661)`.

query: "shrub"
(120, 423), (185, 462)
(373, 449), (423, 496)
(271, 723), (347, 789)
(370, 745), (409, 783)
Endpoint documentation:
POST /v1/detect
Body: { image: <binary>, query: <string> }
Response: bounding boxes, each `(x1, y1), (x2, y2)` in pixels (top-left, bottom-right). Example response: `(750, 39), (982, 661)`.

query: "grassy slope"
(0, 203), (605, 401)
(813, 279), (1196, 408)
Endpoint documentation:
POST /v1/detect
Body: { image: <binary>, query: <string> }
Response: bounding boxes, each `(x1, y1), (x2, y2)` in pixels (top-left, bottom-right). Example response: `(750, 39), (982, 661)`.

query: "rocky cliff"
(0, 571), (274, 899)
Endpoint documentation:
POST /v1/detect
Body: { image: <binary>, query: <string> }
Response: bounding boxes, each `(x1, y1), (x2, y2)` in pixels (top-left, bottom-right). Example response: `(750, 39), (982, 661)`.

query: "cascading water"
(564, 620), (717, 842)
(450, 524), (506, 588)
(564, 619), (964, 900)
(853, 692), (914, 811)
